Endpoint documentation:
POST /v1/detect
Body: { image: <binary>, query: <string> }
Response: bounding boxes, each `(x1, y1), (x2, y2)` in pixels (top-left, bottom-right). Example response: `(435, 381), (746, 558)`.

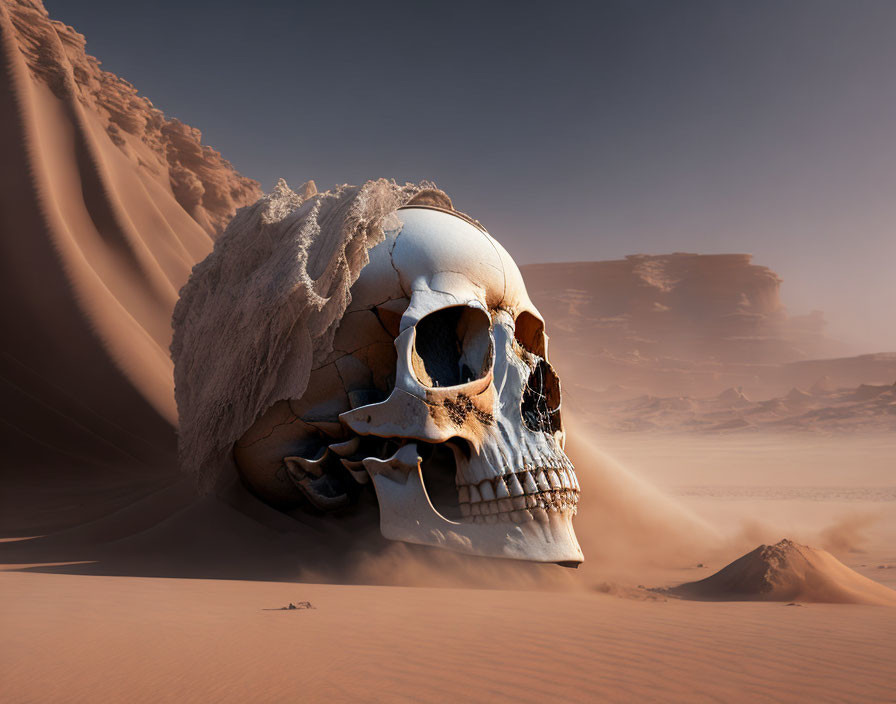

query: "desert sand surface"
(3, 569), (896, 704)
(2, 1), (896, 701)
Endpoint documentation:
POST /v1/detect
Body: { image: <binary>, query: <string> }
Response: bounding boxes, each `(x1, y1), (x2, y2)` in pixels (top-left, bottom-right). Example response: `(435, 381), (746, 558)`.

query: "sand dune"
(0, 0), (259, 471)
(670, 539), (896, 605)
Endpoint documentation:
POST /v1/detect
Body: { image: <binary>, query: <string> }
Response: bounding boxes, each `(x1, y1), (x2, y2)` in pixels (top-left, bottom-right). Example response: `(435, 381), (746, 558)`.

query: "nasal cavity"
(521, 359), (562, 433)
(412, 306), (493, 388)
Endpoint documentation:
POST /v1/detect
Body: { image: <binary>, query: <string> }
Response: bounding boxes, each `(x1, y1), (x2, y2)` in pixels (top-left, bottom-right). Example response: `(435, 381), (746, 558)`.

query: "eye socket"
(412, 306), (493, 388)
(514, 311), (546, 357)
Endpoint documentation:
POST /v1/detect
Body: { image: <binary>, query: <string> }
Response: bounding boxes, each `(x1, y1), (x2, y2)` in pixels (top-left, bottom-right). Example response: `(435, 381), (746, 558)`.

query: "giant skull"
(233, 197), (583, 565)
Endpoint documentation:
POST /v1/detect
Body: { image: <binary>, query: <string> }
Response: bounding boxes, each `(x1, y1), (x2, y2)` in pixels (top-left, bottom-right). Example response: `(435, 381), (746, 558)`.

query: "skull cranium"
(233, 198), (583, 565)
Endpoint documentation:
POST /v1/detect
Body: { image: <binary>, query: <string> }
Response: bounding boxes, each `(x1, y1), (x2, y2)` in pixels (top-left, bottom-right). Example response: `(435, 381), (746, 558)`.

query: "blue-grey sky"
(46, 0), (896, 351)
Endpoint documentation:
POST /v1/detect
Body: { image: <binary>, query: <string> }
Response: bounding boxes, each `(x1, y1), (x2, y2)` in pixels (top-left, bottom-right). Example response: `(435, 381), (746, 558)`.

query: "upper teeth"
(457, 464), (579, 524)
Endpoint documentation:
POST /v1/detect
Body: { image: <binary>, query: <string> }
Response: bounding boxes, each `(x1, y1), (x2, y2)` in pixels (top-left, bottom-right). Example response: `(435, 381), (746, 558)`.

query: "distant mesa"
(520, 255), (895, 402)
(521, 253), (835, 370)
(668, 539), (896, 606)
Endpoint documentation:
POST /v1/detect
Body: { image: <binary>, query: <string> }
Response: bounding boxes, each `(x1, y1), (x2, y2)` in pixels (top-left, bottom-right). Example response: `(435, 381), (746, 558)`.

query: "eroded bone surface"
(234, 200), (583, 564)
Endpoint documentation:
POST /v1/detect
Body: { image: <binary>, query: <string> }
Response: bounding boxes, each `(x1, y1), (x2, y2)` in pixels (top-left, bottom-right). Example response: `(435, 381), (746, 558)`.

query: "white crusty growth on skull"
(234, 193), (583, 564)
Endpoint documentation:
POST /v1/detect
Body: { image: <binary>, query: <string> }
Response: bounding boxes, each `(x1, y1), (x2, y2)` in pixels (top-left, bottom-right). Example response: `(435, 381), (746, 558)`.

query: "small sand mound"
(669, 539), (896, 605)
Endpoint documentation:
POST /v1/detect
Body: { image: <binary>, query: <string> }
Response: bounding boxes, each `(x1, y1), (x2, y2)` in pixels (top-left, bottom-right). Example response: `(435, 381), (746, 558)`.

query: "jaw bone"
(363, 444), (584, 565)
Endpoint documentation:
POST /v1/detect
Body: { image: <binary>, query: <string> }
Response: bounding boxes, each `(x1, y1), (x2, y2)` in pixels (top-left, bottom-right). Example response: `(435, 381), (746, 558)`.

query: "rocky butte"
(522, 254), (846, 398)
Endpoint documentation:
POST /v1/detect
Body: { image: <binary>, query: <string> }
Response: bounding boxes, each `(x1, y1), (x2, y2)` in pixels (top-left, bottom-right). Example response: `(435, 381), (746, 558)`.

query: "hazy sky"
(46, 0), (896, 351)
